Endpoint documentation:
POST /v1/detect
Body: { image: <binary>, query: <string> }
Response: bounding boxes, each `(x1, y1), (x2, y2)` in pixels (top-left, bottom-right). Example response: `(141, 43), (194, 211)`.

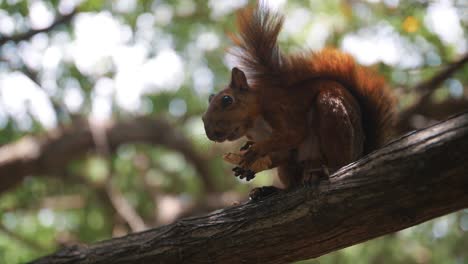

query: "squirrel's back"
(231, 3), (396, 152)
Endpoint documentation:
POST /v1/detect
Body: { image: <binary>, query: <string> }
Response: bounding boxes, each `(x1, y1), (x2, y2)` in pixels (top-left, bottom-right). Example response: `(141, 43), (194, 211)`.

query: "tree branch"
(89, 119), (149, 232)
(105, 181), (148, 232)
(30, 112), (468, 264)
(398, 97), (468, 131)
(398, 53), (468, 132)
(0, 9), (78, 45)
(0, 117), (215, 195)
(412, 53), (468, 94)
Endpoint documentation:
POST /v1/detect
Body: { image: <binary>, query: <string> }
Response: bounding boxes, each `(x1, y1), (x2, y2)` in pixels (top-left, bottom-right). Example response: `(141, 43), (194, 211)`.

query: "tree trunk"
(31, 112), (468, 264)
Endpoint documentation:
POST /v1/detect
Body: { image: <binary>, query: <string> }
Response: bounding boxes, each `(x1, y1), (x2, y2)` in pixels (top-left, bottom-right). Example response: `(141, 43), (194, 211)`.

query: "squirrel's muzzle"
(202, 114), (226, 142)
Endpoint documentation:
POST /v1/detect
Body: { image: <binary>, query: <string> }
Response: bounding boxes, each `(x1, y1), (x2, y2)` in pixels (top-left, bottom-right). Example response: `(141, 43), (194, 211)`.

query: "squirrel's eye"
(221, 95), (233, 107)
(208, 94), (215, 102)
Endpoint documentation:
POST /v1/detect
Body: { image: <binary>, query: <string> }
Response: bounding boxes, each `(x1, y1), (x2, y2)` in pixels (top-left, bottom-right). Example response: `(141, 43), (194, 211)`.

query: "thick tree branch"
(31, 112), (468, 264)
(0, 117), (215, 194)
(0, 9), (78, 45)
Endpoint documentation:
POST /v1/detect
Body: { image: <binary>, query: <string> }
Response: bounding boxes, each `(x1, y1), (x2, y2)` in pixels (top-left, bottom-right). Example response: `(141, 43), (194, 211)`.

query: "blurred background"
(0, 0), (467, 263)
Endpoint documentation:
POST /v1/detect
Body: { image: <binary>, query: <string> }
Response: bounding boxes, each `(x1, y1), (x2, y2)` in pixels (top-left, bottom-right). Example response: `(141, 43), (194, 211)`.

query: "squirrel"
(202, 3), (396, 200)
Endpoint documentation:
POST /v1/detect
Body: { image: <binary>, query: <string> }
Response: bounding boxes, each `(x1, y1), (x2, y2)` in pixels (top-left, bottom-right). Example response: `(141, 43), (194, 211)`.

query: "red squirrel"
(202, 4), (396, 199)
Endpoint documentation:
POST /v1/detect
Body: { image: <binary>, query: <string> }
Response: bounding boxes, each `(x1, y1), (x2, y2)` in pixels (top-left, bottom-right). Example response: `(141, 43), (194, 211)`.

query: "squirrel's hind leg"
(248, 150), (297, 201)
(277, 157), (304, 189)
(301, 161), (331, 187)
(315, 84), (365, 169)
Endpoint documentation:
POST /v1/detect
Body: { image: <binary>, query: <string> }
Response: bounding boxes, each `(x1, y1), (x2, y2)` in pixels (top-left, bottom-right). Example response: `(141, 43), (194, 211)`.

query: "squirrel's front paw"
(240, 144), (264, 168)
(223, 151), (272, 181)
(232, 167), (256, 181)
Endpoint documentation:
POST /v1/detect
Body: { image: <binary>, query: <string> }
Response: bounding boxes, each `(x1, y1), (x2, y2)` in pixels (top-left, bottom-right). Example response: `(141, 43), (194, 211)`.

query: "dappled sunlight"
(114, 48), (185, 112)
(29, 1), (54, 29)
(91, 77), (114, 120)
(72, 11), (127, 76)
(208, 0), (247, 19)
(425, 1), (466, 53)
(341, 22), (424, 68)
(0, 10), (15, 35)
(63, 77), (84, 112)
(0, 72), (56, 128)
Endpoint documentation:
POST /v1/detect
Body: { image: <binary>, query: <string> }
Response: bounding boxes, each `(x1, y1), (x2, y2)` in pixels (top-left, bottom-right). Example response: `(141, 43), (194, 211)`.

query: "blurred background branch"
(397, 53), (468, 132)
(0, 117), (215, 194)
(0, 8), (78, 46)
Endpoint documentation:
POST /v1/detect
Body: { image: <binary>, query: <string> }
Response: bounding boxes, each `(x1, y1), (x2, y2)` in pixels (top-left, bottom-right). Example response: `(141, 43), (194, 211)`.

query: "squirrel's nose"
(205, 127), (226, 141)
(213, 131), (225, 139)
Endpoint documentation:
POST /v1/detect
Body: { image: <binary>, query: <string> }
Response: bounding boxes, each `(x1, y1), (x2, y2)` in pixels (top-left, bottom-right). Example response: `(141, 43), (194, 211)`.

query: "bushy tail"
(232, 4), (397, 151)
(353, 64), (397, 151)
(230, 2), (284, 87)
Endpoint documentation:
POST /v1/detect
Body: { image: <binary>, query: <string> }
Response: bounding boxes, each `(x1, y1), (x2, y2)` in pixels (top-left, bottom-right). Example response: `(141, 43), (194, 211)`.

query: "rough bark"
(0, 117), (215, 194)
(31, 112), (468, 264)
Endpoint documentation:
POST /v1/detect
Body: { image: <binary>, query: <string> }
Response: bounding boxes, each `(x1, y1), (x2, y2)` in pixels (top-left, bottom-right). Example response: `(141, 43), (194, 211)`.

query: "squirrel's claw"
(244, 170), (256, 181)
(231, 143), (263, 182)
(232, 167), (243, 176)
(240, 141), (255, 151)
(232, 167), (256, 181)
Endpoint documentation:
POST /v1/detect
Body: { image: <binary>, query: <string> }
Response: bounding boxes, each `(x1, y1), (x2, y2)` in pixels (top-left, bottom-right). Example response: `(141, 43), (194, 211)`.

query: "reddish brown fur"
(203, 4), (397, 190)
(231, 5), (396, 152)
(283, 50), (396, 152)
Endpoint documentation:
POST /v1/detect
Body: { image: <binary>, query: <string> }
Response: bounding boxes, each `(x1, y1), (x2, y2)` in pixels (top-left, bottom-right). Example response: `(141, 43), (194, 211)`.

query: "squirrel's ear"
(230, 67), (249, 91)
